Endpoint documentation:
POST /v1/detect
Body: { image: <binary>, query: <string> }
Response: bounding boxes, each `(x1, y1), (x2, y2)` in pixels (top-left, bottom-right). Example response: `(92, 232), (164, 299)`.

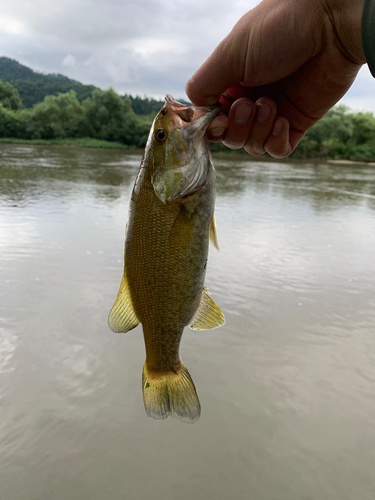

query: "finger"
(218, 93), (235, 115)
(206, 113), (229, 143)
(264, 117), (294, 159)
(222, 98), (256, 150)
(244, 98), (277, 155)
(206, 91), (253, 143)
(289, 128), (306, 153)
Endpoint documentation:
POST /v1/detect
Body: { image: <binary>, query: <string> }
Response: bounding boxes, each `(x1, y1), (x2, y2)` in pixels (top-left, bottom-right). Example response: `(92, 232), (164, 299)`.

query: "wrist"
(324, 0), (366, 65)
(362, 0), (375, 75)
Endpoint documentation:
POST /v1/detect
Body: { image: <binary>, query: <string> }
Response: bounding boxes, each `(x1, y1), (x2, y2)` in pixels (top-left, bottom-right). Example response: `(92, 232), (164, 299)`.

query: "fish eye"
(155, 128), (167, 142)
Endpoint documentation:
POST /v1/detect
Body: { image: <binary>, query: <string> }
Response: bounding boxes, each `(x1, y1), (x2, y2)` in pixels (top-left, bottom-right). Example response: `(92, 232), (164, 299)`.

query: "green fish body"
(109, 95), (225, 423)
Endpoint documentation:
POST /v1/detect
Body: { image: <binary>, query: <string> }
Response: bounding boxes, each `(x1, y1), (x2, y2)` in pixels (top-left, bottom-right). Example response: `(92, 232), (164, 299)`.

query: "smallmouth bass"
(108, 95), (225, 423)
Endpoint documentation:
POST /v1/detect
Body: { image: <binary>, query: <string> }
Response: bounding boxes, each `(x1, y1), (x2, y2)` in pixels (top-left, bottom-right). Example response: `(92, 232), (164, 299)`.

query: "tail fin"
(142, 362), (201, 423)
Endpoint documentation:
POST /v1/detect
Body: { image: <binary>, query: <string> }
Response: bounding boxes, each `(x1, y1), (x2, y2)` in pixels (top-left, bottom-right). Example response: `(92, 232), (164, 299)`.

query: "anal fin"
(108, 272), (139, 333)
(189, 289), (225, 331)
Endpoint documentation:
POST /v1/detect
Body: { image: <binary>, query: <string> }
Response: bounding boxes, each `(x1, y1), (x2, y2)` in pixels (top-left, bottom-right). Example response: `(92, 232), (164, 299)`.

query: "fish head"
(149, 95), (220, 203)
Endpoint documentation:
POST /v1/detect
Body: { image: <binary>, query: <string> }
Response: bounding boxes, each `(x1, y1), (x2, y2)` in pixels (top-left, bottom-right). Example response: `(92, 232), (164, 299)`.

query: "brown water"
(1, 144), (375, 500)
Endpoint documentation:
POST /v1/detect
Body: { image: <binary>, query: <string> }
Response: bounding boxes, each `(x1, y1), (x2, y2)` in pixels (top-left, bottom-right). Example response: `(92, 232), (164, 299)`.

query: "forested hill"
(125, 95), (190, 115)
(2, 57), (375, 162)
(0, 57), (182, 114)
(126, 95), (165, 115)
(0, 57), (98, 108)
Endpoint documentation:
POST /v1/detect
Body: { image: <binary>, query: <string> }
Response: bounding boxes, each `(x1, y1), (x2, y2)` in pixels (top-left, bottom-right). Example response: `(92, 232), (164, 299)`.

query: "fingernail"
(234, 104), (253, 124)
(210, 127), (226, 138)
(272, 119), (283, 136)
(256, 103), (271, 122)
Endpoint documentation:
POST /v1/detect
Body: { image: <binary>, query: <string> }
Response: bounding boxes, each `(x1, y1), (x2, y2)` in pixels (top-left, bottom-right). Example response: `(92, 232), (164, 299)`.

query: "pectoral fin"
(108, 273), (139, 333)
(189, 289), (225, 331)
(209, 215), (219, 250)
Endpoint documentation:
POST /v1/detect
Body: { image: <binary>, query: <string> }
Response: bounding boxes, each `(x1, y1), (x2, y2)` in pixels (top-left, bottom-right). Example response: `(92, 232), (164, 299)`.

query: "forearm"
(186, 0), (371, 159)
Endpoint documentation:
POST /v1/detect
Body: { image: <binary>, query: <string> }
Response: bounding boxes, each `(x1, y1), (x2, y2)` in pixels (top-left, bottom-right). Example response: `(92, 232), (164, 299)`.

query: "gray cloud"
(341, 66), (375, 113)
(1, 0), (375, 109)
(1, 0), (246, 98)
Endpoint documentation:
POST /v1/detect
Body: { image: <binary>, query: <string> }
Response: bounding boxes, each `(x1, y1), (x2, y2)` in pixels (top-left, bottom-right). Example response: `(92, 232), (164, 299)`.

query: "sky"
(1, 0), (375, 112)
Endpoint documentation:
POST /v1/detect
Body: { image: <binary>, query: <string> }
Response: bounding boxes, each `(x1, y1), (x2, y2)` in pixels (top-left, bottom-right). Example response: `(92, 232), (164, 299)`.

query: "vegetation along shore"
(1, 56), (375, 161)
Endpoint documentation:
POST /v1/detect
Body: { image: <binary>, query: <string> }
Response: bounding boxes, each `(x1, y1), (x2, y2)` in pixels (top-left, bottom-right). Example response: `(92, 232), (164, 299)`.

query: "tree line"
(0, 81), (152, 147)
(1, 79), (375, 161)
(210, 105), (375, 162)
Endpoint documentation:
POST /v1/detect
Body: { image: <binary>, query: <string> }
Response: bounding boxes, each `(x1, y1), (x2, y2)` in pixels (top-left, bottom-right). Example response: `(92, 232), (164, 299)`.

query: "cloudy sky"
(1, 0), (375, 111)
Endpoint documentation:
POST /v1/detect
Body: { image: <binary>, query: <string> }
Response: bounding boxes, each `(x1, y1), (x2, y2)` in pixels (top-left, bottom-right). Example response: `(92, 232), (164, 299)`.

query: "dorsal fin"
(108, 272), (139, 333)
(189, 289), (225, 331)
(209, 215), (219, 250)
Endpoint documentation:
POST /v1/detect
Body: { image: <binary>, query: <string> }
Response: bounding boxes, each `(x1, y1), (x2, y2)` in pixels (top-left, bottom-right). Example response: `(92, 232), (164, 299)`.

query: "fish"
(108, 95), (225, 423)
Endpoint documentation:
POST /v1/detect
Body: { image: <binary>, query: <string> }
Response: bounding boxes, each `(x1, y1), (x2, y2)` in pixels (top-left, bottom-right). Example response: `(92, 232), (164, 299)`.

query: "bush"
(0, 105), (30, 138)
(0, 80), (22, 110)
(27, 91), (84, 139)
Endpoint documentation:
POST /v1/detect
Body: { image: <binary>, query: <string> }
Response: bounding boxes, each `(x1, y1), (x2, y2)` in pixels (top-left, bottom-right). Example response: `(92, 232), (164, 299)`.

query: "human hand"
(185, 0), (366, 158)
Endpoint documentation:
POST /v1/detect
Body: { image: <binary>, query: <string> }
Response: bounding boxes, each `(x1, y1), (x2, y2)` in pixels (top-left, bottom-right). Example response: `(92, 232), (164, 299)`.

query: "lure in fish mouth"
(108, 95), (225, 423)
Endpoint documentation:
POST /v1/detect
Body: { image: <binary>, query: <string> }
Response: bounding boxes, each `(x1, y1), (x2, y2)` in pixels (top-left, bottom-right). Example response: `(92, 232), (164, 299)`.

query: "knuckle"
(222, 139), (244, 150)
(244, 144), (265, 156)
(245, 139), (265, 156)
(265, 145), (290, 159)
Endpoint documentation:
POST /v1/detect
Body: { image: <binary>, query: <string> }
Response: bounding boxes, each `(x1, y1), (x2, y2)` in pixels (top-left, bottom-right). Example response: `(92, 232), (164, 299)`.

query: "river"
(1, 144), (375, 500)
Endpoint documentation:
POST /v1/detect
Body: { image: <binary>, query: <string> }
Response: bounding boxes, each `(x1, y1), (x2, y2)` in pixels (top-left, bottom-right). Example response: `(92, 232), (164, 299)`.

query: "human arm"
(185, 0), (367, 158)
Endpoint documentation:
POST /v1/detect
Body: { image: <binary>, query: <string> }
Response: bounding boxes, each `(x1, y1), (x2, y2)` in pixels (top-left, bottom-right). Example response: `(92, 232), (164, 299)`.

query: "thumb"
(185, 30), (247, 106)
(186, 0), (320, 107)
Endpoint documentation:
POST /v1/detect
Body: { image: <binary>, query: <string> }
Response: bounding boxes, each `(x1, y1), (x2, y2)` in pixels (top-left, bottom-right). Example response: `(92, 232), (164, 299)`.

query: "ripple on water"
(1, 148), (375, 500)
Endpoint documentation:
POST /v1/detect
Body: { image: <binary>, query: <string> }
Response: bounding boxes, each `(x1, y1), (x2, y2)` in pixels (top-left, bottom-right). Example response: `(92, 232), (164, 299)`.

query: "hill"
(0, 57), (98, 108)
(0, 57), (189, 114)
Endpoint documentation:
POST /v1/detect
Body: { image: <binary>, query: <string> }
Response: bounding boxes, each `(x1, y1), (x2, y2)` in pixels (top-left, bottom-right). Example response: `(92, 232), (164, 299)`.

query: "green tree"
(0, 105), (30, 138)
(126, 95), (164, 115)
(0, 80), (22, 110)
(83, 89), (138, 143)
(351, 112), (375, 145)
(292, 105), (375, 161)
(28, 90), (84, 139)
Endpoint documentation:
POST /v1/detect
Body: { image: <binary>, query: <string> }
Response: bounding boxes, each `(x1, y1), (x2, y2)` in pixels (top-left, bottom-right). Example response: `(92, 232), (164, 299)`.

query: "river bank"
(0, 137), (129, 149)
(1, 138), (375, 166)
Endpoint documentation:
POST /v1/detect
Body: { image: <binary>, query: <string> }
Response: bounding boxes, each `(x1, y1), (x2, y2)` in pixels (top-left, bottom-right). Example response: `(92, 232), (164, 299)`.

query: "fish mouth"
(191, 105), (220, 139)
(151, 96), (220, 204)
(165, 94), (220, 137)
(165, 95), (187, 108)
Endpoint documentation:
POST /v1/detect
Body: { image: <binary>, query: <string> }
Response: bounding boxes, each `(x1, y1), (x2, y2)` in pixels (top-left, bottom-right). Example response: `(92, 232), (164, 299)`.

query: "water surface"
(1, 144), (375, 500)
